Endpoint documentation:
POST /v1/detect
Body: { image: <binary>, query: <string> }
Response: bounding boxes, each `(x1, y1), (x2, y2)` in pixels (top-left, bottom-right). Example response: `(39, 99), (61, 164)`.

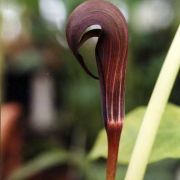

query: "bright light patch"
(1, 4), (22, 42)
(133, 0), (174, 33)
(39, 0), (66, 30)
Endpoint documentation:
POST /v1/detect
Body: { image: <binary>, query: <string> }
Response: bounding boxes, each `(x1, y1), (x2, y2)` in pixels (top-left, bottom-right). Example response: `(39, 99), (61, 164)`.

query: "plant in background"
(66, 0), (128, 179)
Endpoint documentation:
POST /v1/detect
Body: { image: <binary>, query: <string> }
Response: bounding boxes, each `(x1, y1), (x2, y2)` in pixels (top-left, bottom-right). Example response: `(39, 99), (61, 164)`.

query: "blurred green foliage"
(89, 104), (180, 163)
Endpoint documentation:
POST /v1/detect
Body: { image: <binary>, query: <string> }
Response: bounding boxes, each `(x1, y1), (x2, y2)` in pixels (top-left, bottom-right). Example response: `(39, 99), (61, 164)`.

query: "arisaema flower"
(66, 1), (128, 179)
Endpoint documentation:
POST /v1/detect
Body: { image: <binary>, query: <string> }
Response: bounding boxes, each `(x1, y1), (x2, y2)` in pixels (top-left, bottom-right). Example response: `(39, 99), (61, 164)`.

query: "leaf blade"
(89, 104), (180, 164)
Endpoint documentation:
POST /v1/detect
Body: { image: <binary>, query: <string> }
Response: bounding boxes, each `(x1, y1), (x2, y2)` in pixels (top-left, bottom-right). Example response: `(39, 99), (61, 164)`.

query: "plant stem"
(106, 122), (122, 180)
(125, 25), (180, 180)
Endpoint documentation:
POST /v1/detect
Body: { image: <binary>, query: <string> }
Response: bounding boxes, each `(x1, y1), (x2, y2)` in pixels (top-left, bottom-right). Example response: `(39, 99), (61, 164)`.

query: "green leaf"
(9, 149), (89, 180)
(87, 159), (177, 180)
(89, 104), (180, 164)
(8, 150), (68, 180)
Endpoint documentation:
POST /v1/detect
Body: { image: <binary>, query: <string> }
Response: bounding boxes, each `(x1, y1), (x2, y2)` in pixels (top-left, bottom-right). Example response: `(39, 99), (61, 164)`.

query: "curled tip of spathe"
(66, 0), (128, 125)
(66, 0), (128, 179)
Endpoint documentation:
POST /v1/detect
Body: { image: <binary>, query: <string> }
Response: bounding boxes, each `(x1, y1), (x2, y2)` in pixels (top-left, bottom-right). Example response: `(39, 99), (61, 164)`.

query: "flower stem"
(106, 121), (122, 180)
(125, 25), (180, 180)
